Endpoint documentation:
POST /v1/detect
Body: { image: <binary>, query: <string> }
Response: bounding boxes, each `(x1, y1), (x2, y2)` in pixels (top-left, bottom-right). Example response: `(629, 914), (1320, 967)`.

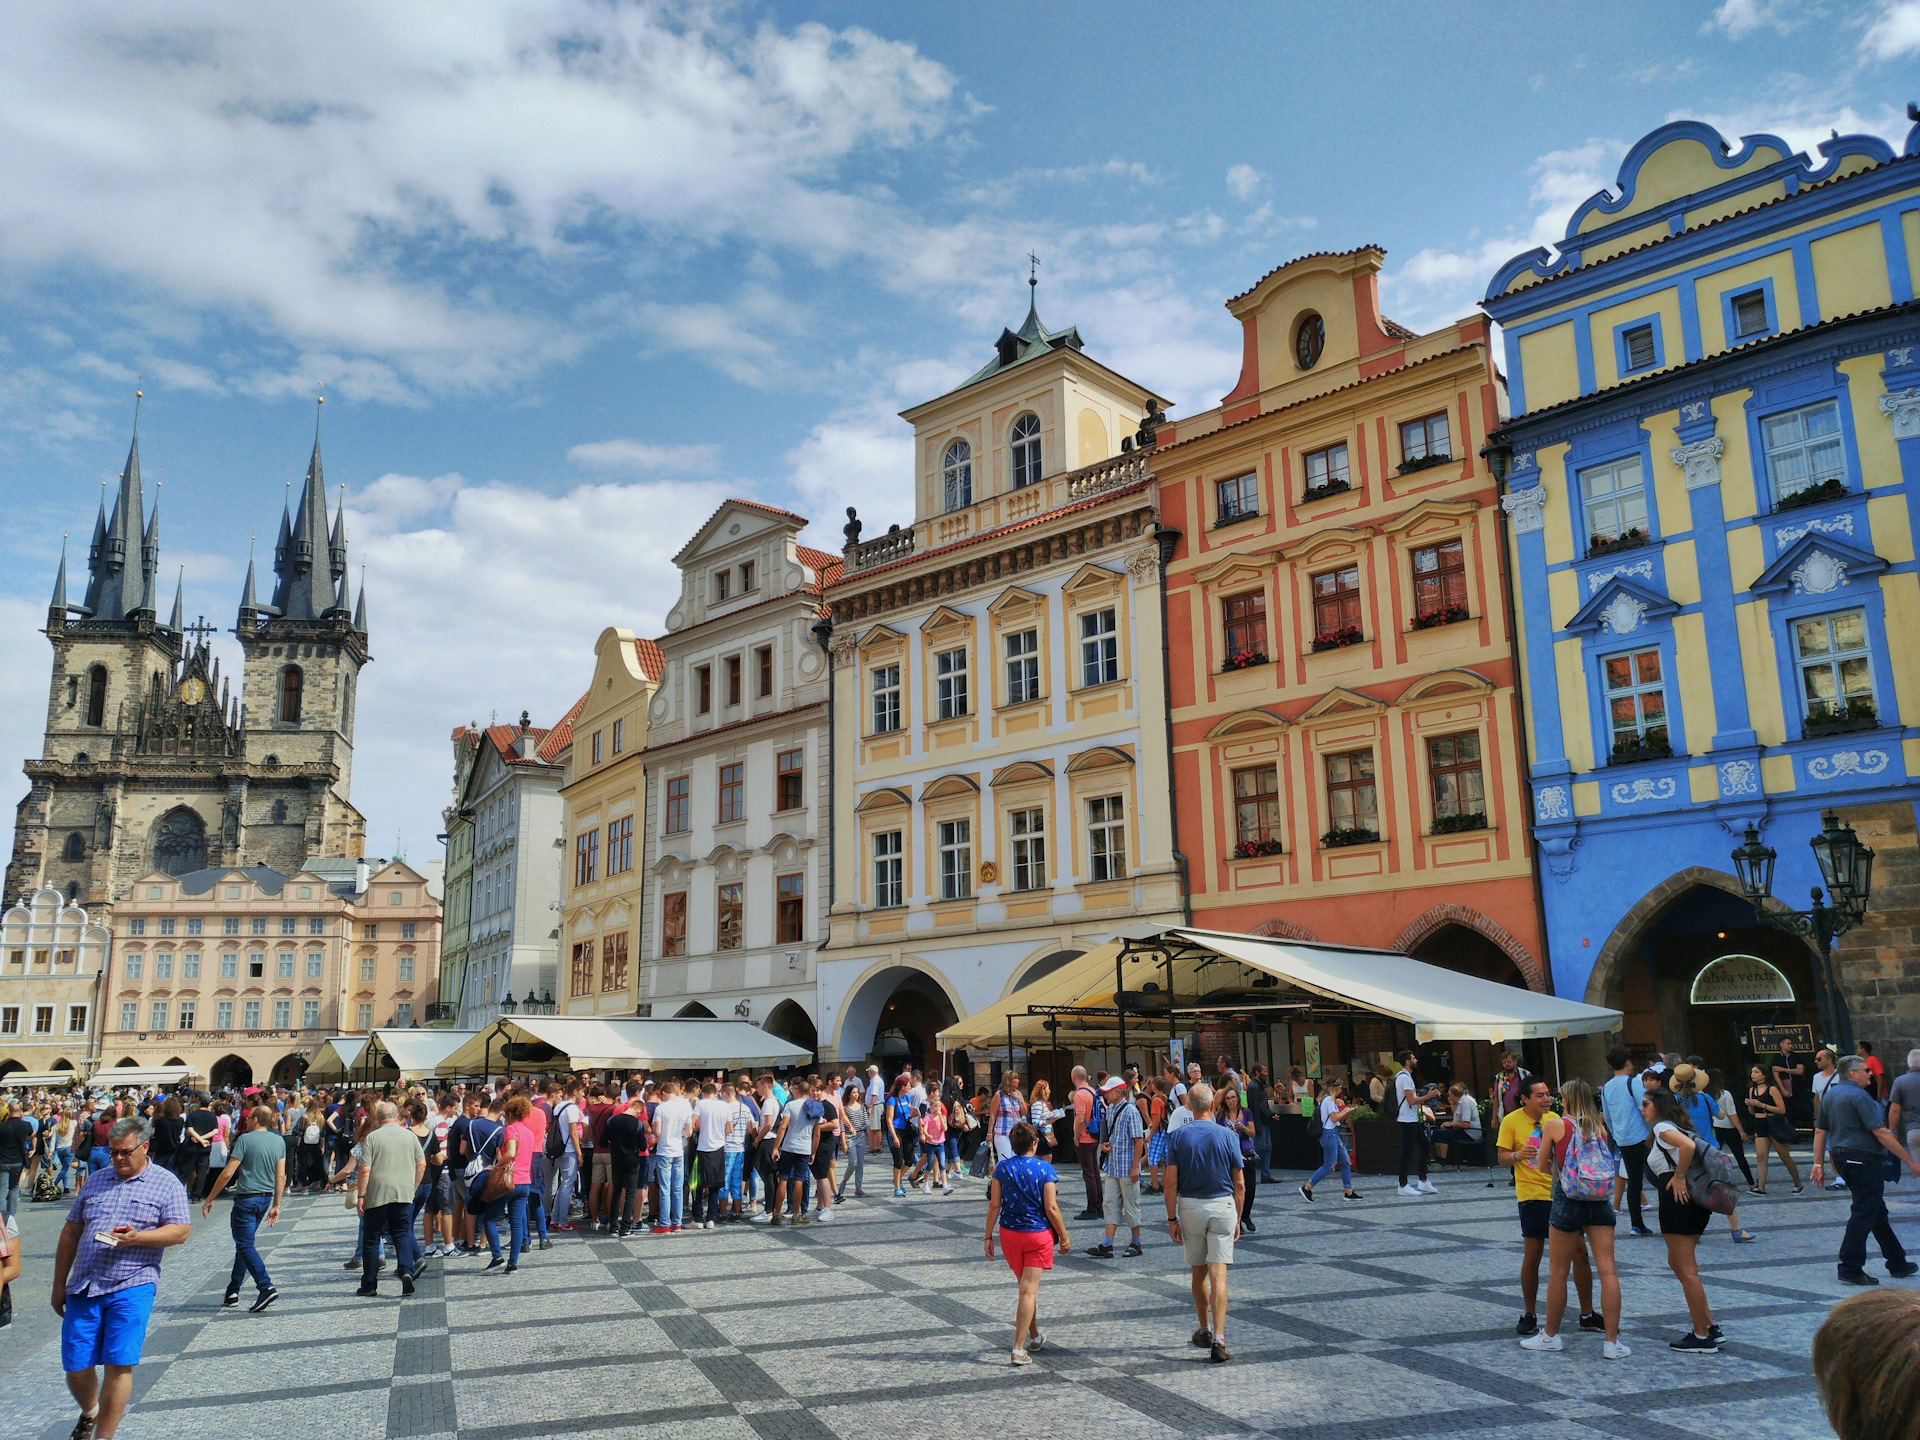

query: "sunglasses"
(110, 1144), (146, 1158)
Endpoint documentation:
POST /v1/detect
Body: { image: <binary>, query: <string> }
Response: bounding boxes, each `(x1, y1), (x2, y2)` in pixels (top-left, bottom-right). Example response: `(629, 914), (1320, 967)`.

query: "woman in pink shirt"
(494, 1095), (538, 1274)
(918, 1097), (950, 1194)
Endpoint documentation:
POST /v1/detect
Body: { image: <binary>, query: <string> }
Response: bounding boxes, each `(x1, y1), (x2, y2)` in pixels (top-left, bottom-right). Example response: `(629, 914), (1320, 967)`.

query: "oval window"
(1295, 312), (1325, 370)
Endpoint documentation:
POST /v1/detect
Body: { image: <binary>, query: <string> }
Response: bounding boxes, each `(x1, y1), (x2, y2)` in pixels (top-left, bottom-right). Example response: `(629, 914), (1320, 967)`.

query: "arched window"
(63, 833), (86, 862)
(152, 808), (206, 877)
(272, 799), (287, 823)
(85, 666), (107, 728)
(942, 439), (972, 512)
(280, 667), (303, 724)
(1010, 414), (1042, 489)
(65, 882), (80, 901)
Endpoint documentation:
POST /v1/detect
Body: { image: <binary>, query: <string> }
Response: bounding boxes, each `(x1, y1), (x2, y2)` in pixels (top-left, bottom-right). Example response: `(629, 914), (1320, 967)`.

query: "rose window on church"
(153, 809), (206, 876)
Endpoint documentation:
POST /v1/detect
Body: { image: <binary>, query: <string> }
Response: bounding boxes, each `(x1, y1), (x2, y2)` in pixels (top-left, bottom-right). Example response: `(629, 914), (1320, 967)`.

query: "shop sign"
(1749, 1023), (1814, 1053)
(1689, 954), (1794, 1006)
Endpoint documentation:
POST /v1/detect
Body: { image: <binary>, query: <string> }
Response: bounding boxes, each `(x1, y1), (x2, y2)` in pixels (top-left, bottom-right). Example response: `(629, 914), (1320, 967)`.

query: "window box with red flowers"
(1310, 626), (1364, 653)
(1231, 836), (1286, 859)
(1220, 650), (1269, 673)
(1410, 604), (1470, 631)
(1320, 826), (1380, 849)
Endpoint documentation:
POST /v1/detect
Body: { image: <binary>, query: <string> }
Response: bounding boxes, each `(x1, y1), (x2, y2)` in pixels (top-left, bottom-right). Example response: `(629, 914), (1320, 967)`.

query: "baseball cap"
(1099, 1076), (1127, 1095)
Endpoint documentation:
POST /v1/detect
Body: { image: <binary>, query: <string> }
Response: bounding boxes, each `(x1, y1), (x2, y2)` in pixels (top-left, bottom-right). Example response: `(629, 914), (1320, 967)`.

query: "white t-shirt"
(1167, 1103), (1194, 1135)
(652, 1097), (694, 1158)
(1812, 1069), (1838, 1106)
(1713, 1090), (1739, 1129)
(907, 1083), (927, 1111)
(725, 1098), (757, 1153)
(1647, 1119), (1687, 1177)
(864, 1075), (885, 1111)
(552, 1101), (583, 1155)
(1454, 1095), (1482, 1139)
(1395, 1069), (1420, 1123)
(694, 1097), (731, 1151)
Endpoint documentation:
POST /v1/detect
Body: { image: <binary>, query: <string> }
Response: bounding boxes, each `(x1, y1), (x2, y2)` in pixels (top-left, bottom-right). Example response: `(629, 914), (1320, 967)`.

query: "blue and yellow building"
(1486, 115), (1920, 1068)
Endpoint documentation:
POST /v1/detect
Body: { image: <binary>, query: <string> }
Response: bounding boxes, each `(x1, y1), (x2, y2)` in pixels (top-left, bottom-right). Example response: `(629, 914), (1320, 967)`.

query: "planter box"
(1348, 1119), (1406, 1176)
(1268, 1112), (1323, 1171)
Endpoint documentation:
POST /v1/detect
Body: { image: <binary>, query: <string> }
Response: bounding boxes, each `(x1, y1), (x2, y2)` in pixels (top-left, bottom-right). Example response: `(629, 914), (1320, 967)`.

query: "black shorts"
(1658, 1185), (1710, 1237)
(1518, 1199), (1551, 1240)
(811, 1136), (838, 1179)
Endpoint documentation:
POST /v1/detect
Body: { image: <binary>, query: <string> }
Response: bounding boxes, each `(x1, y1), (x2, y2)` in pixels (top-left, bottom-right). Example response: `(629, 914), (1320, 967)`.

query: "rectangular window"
(221, 952), (238, 979)
(281, 917), (296, 935)
(665, 776), (690, 833)
(150, 1001), (168, 1031)
(158, 916), (175, 936)
(360, 956), (377, 982)
(935, 648), (969, 720)
(1603, 647), (1669, 755)
(575, 828), (599, 886)
(277, 953), (294, 979)
(394, 1002), (412, 1028)
(871, 664), (902, 733)
(127, 918), (145, 936)
(176, 1001), (194, 1030)
(1304, 442), (1351, 495)
(601, 931), (628, 993)
(1087, 796), (1127, 881)
(592, 730), (603, 765)
(67, 1004), (87, 1034)
(1731, 288), (1770, 338)
(124, 953), (142, 979)
(776, 749), (804, 810)
(401, 921), (417, 940)
(1427, 732), (1485, 822)
(1079, 608), (1119, 687)
(1222, 591), (1267, 658)
(302, 999), (320, 1029)
(741, 560), (757, 592)
(1580, 457), (1647, 549)
(612, 718), (624, 754)
(1009, 808), (1047, 891)
(1325, 751), (1379, 836)
(570, 941), (595, 997)
(248, 953), (265, 978)
(1005, 629), (1040, 704)
(726, 655), (742, 707)
(309, 916), (325, 935)
(216, 1000), (233, 1030)
(776, 873), (805, 943)
(696, 664), (712, 714)
(873, 832), (903, 908)
(1794, 609), (1875, 724)
(398, 954), (415, 982)
(30, 1006), (50, 1036)
(251, 918), (267, 935)
(1312, 566), (1362, 640)
(1400, 412), (1452, 463)
(183, 952), (200, 979)
(186, 916), (203, 935)
(306, 952), (323, 979)
(718, 762), (745, 823)
(937, 819), (972, 901)
(757, 646), (774, 698)
(0, 1005), (16, 1034)
(717, 882), (744, 951)
(607, 816), (633, 875)
(714, 569), (731, 602)
(1232, 766), (1283, 850)
(154, 952), (173, 980)
(1411, 539), (1467, 622)
(662, 892), (688, 957)
(244, 999), (261, 1029)
(1621, 324), (1656, 373)
(273, 999), (291, 1029)
(356, 1002), (373, 1031)
(1762, 400), (1847, 504)
(1216, 472), (1259, 523)
(119, 1002), (137, 1032)
(225, 917), (240, 935)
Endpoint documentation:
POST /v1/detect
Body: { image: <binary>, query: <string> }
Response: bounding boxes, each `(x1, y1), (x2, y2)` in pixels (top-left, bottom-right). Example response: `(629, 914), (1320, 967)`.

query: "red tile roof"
(537, 692), (589, 762)
(634, 638), (666, 681)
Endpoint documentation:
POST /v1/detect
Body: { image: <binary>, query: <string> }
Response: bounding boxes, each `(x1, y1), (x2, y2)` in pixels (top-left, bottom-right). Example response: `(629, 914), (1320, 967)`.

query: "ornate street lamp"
(498, 992), (518, 1016)
(1731, 810), (1872, 1051)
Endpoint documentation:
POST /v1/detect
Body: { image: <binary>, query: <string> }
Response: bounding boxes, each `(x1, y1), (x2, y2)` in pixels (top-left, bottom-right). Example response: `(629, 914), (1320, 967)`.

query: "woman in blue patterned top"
(985, 1121), (1071, 1367)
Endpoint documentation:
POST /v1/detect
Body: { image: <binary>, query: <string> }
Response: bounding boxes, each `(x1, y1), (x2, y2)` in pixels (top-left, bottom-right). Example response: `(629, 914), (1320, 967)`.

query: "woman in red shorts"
(984, 1120), (1070, 1366)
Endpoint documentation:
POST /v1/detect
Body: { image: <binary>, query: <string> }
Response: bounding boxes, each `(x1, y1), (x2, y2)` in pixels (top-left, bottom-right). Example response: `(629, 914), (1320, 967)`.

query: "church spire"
(47, 537), (76, 629)
(352, 570), (368, 635)
(269, 398), (337, 621)
(82, 394), (154, 622)
(166, 567), (184, 633)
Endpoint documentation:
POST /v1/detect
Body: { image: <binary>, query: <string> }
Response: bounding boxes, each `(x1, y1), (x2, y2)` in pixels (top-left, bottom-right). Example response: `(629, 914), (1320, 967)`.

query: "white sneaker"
(1397, 1183), (1423, 1198)
(816, 1208), (832, 1222)
(1519, 1332), (1563, 1351)
(941, 1183), (953, 1196)
(704, 1221), (714, 1230)
(1603, 1339), (1632, 1360)
(1418, 1180), (1440, 1195)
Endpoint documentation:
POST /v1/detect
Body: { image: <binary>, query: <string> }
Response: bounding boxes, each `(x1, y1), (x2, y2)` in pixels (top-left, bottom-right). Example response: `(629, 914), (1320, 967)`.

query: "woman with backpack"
(1520, 1078), (1628, 1359)
(1671, 1065), (1756, 1244)
(1299, 1078), (1362, 1202)
(1644, 1088), (1723, 1354)
(298, 1100), (327, 1192)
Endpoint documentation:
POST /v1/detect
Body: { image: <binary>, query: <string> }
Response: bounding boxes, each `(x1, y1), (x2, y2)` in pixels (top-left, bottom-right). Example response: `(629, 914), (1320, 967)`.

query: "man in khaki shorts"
(1162, 1083), (1244, 1364)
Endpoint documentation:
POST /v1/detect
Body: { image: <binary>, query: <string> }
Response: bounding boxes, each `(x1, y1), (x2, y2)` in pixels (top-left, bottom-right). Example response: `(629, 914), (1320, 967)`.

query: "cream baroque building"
(559, 629), (663, 1016)
(637, 502), (838, 1046)
(0, 890), (111, 1078)
(818, 290), (1184, 1070)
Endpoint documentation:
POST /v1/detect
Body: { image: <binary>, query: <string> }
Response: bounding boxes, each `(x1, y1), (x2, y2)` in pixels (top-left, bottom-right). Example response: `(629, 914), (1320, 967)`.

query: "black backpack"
(545, 1103), (569, 1162)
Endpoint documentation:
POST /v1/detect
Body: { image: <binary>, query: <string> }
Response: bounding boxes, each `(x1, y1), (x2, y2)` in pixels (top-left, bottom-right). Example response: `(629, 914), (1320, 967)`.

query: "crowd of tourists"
(0, 1039), (1916, 1436)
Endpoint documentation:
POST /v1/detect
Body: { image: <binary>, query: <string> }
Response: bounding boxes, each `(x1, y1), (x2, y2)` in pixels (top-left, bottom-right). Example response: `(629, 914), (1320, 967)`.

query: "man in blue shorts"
(51, 1115), (191, 1439)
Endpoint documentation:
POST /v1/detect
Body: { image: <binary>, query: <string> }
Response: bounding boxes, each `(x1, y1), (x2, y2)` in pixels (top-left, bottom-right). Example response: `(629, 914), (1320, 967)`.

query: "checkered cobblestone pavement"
(4, 1165), (1915, 1439)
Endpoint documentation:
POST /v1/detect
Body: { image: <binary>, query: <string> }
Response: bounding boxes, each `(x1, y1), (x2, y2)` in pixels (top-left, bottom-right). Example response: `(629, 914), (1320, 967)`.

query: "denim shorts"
(1549, 1196), (1616, 1233)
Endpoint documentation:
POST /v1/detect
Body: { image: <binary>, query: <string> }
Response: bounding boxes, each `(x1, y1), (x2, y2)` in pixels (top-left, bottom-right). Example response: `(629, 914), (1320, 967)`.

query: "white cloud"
(1225, 164), (1265, 201)
(1862, 0), (1920, 57)
(1706, 0), (1816, 37)
(566, 439), (721, 473)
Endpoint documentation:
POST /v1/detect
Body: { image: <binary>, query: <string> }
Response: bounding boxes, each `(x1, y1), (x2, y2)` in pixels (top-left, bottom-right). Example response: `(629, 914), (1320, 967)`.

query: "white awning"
(1, 1071), (84, 1088)
(364, 1029), (479, 1082)
(305, 1036), (370, 1081)
(93, 1064), (203, 1087)
(435, 1016), (814, 1076)
(938, 924), (1622, 1049)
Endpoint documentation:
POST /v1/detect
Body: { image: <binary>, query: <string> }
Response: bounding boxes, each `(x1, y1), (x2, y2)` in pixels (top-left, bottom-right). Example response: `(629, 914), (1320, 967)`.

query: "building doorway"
(837, 965), (959, 1073)
(211, 1054), (253, 1089)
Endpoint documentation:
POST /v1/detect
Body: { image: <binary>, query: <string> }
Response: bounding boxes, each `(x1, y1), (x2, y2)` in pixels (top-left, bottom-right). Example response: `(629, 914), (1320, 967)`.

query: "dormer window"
(740, 561), (756, 592)
(943, 439), (972, 512)
(1011, 414), (1042, 489)
(713, 571), (731, 603)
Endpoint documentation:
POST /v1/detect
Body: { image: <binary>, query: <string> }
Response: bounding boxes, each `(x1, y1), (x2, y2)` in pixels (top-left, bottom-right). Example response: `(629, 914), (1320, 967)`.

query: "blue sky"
(1, 0), (1916, 876)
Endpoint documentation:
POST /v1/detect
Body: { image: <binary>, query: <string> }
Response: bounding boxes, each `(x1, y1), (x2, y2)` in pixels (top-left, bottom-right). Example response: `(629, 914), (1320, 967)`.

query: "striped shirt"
(63, 1159), (190, 1297)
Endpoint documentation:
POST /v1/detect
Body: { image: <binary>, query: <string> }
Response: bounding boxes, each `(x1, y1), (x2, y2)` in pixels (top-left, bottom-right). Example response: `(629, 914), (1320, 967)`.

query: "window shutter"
(1624, 324), (1656, 371)
(1732, 291), (1768, 338)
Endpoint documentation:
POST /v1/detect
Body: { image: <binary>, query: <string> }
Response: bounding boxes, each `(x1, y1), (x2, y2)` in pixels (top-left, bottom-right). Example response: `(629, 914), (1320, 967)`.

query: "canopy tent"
(938, 923), (1623, 1052)
(356, 1029), (479, 1083)
(436, 1015), (814, 1077)
(304, 1036), (370, 1082)
(92, 1064), (203, 1088)
(1, 1070), (85, 1088)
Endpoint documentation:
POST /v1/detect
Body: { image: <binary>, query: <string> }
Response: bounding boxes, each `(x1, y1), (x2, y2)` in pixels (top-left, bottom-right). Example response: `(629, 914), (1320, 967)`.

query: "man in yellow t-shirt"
(1496, 1076), (1593, 1338)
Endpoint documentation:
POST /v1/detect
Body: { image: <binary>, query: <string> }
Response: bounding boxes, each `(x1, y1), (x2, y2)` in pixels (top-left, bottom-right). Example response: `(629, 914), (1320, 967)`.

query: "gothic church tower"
(4, 405), (370, 912)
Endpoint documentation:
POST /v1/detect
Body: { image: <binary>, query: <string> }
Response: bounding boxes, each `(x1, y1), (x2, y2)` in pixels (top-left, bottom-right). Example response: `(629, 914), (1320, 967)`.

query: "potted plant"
(1321, 826), (1380, 849)
(1804, 696), (1878, 735)
(1310, 625), (1364, 653)
(1775, 476), (1848, 513)
(1396, 451), (1454, 475)
(1231, 836), (1285, 859)
(1410, 604), (1470, 630)
(1430, 811), (1488, 834)
(1343, 1105), (1405, 1175)
(1220, 649), (1269, 672)
(1587, 527), (1648, 557)
(1610, 731), (1673, 763)
(1301, 477), (1353, 504)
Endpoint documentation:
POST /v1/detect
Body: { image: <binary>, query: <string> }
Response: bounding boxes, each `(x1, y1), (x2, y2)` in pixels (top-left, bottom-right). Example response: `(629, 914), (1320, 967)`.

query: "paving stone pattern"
(6, 1166), (1916, 1440)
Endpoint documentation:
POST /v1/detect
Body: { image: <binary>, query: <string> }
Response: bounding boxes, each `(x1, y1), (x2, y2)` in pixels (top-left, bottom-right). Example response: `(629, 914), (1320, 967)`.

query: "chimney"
(355, 858), (369, 894)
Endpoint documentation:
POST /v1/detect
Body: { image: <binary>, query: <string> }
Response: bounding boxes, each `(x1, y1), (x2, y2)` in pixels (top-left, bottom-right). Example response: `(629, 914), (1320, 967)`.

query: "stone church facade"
(4, 413), (370, 915)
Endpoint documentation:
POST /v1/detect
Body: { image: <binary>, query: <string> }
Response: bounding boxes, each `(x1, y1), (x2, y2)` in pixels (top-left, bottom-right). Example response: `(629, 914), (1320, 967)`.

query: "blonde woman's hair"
(1031, 1079), (1051, 1104)
(1559, 1077), (1606, 1140)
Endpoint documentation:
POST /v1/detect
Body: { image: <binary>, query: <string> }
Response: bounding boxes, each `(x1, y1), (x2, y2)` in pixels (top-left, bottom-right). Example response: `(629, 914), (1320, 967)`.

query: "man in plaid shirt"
(51, 1115), (191, 1440)
(1087, 1076), (1146, 1259)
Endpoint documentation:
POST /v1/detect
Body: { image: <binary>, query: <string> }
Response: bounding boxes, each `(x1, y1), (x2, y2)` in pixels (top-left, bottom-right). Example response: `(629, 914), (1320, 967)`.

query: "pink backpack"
(1559, 1123), (1617, 1201)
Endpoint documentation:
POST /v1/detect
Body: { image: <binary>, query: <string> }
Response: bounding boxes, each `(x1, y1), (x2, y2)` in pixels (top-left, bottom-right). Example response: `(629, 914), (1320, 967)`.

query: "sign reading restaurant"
(1689, 954), (1795, 1007)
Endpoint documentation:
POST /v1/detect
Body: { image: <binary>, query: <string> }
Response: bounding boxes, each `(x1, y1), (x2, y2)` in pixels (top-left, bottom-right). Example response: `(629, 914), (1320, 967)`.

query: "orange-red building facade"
(1155, 248), (1545, 1076)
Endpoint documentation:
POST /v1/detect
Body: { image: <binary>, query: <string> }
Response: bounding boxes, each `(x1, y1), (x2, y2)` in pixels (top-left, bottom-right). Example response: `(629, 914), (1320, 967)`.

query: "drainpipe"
(810, 615), (836, 945)
(1153, 524), (1192, 926)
